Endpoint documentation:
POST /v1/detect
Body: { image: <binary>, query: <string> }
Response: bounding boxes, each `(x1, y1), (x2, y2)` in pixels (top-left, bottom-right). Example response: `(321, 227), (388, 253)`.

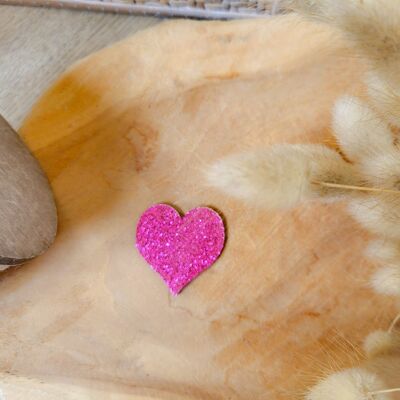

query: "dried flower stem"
(315, 181), (400, 195)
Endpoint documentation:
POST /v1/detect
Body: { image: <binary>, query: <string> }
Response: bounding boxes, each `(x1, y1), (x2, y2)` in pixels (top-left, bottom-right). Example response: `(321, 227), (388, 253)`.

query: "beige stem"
(315, 181), (400, 195)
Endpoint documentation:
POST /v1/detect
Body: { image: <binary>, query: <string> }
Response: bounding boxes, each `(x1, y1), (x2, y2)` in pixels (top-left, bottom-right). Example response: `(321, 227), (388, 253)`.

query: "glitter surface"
(136, 204), (225, 295)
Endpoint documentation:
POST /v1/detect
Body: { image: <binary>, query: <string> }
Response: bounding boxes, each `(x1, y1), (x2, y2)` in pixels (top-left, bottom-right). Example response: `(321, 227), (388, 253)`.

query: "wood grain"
(0, 5), (158, 128)
(0, 16), (397, 399)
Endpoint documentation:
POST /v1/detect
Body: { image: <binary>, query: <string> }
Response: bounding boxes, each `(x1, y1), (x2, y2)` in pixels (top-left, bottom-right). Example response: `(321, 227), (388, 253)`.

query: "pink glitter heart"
(136, 204), (225, 295)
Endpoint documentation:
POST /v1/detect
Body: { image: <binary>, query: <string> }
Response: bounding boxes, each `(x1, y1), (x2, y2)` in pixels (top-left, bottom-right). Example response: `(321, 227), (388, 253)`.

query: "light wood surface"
(0, 15), (397, 400)
(0, 5), (158, 128)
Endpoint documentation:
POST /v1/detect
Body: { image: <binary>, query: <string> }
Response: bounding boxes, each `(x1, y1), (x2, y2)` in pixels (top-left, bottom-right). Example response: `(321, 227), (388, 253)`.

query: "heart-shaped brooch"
(136, 204), (225, 295)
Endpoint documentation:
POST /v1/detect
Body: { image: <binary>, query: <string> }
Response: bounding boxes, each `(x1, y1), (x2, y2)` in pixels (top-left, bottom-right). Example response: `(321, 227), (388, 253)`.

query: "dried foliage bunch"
(207, 1), (400, 397)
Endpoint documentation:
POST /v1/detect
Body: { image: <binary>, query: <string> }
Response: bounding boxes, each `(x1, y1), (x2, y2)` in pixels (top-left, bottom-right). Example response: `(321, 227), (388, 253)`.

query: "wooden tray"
(0, 16), (396, 399)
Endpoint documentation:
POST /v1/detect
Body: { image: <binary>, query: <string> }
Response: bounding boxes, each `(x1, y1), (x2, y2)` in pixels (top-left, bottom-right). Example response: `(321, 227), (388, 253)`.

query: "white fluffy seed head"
(367, 72), (400, 128)
(360, 147), (400, 191)
(371, 265), (400, 297)
(332, 96), (394, 163)
(206, 144), (358, 209)
(364, 331), (397, 358)
(348, 196), (400, 240)
(305, 368), (388, 400)
(365, 240), (400, 264)
(291, 0), (400, 132)
(331, 95), (400, 192)
(291, 0), (400, 85)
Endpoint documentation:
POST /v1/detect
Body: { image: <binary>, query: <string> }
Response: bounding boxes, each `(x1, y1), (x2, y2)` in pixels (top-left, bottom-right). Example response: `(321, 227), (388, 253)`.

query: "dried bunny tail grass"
(332, 96), (394, 162)
(307, 330), (400, 400)
(364, 324), (400, 358)
(364, 236), (400, 297)
(358, 146), (400, 191)
(348, 195), (400, 240)
(367, 240), (400, 297)
(288, 0), (400, 82)
(364, 331), (397, 359)
(365, 355), (400, 399)
(365, 239), (400, 264)
(305, 368), (388, 400)
(367, 73), (400, 127)
(289, 0), (400, 128)
(371, 266), (400, 297)
(388, 314), (400, 334)
(315, 183), (400, 196)
(206, 144), (359, 209)
(368, 389), (400, 398)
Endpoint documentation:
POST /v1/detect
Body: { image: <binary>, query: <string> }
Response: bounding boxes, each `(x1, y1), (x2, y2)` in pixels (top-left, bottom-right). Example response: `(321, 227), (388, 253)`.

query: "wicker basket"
(0, 0), (285, 19)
